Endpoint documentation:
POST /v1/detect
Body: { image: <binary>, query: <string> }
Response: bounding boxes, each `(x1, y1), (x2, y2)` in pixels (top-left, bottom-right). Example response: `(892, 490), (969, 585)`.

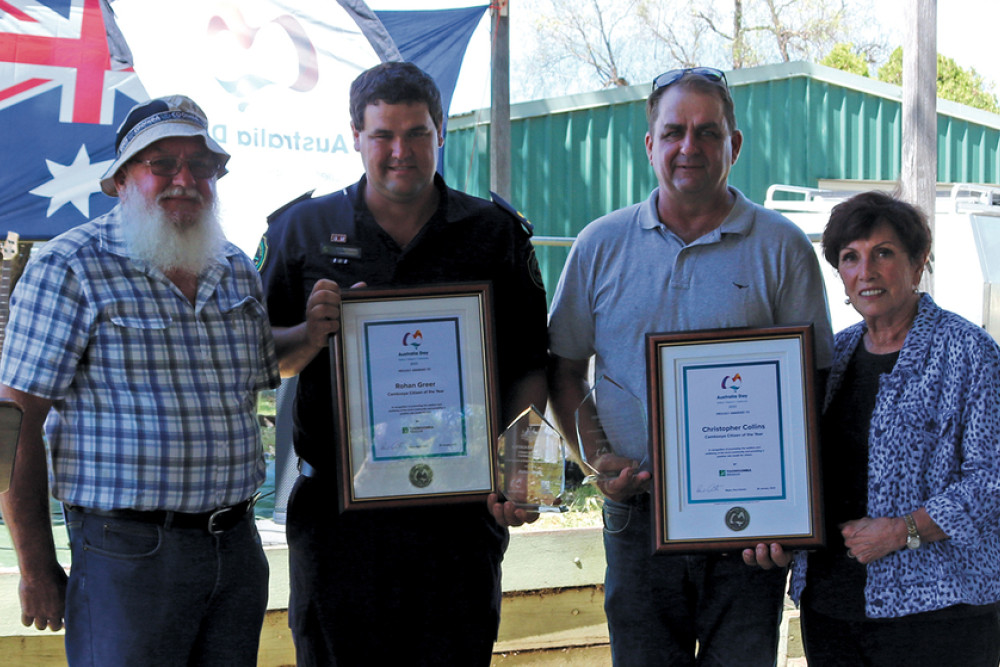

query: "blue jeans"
(64, 507), (268, 666)
(603, 496), (786, 666)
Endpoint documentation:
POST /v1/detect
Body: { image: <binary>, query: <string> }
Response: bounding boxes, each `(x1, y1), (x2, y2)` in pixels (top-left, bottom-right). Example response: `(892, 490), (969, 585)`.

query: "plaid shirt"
(0, 207), (280, 512)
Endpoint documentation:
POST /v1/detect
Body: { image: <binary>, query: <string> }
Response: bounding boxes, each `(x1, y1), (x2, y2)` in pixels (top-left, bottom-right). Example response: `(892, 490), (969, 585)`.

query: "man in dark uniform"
(256, 61), (548, 666)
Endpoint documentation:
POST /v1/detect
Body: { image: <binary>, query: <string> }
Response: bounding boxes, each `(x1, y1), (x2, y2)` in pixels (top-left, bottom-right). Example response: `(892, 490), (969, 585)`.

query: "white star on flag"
(30, 144), (112, 218)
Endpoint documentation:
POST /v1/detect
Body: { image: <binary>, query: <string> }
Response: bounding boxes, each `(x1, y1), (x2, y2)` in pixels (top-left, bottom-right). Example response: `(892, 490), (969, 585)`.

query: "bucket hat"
(99, 95), (229, 197)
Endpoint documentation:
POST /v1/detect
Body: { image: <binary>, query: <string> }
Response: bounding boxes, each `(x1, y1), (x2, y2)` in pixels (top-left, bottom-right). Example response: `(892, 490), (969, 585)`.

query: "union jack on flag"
(0, 0), (146, 240)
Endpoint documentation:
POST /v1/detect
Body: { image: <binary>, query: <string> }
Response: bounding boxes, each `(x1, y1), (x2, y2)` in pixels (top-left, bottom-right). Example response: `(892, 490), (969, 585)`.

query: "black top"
(808, 343), (898, 619)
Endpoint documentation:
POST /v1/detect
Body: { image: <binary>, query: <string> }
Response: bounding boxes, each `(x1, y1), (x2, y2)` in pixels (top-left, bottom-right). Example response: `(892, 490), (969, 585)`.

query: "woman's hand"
(841, 517), (906, 564)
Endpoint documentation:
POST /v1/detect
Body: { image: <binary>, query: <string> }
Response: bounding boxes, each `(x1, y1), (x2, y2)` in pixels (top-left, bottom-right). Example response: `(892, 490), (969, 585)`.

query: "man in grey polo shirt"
(547, 67), (834, 666)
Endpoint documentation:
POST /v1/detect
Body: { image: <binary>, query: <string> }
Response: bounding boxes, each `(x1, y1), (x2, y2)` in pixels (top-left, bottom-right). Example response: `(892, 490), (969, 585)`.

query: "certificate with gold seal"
(646, 325), (824, 554)
(331, 283), (499, 511)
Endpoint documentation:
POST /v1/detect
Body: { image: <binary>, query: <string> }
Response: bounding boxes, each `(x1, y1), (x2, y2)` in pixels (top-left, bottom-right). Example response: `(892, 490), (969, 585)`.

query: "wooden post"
(901, 0), (937, 294)
(490, 0), (511, 200)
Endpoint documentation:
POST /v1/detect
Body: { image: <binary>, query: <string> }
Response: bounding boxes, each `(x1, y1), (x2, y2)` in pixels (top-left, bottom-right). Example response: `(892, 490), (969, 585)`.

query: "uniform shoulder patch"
(490, 191), (533, 236)
(253, 237), (269, 273)
(489, 192), (543, 290)
(266, 190), (315, 225)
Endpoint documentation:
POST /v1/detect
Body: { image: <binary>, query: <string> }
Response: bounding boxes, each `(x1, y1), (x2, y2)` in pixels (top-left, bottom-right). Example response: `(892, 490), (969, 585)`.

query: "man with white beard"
(0, 95), (280, 666)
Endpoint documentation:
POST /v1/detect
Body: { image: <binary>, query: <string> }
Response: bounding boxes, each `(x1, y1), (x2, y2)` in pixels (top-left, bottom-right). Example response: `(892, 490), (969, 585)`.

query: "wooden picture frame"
(646, 325), (823, 554)
(330, 283), (499, 511)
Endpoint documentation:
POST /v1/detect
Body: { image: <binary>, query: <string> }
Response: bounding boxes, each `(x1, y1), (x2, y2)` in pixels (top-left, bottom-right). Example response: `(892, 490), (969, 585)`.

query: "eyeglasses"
(652, 67), (728, 92)
(132, 155), (221, 180)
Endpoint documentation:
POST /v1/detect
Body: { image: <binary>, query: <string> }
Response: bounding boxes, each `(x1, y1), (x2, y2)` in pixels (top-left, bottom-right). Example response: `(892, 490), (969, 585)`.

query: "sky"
(883, 1), (1000, 96)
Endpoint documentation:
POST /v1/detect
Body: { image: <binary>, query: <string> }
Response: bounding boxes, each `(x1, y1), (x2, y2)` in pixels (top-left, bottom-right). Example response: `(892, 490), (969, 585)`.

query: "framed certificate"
(330, 283), (499, 511)
(646, 325), (823, 554)
(0, 398), (24, 494)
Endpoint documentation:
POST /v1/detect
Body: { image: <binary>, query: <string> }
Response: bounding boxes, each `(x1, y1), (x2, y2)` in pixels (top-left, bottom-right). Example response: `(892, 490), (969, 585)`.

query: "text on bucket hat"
(99, 95), (230, 197)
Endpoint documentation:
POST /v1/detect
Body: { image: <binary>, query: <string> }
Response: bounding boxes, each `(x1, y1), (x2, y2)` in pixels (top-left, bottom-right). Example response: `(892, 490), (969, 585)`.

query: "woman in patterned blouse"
(788, 191), (1000, 666)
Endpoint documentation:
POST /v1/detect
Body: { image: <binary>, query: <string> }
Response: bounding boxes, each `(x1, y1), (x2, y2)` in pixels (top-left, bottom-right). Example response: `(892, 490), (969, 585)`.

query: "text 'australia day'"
(209, 125), (351, 154)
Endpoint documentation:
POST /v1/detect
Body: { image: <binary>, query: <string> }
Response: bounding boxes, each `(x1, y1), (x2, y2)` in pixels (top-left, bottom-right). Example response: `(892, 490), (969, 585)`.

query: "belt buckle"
(207, 494), (258, 535)
(207, 506), (229, 535)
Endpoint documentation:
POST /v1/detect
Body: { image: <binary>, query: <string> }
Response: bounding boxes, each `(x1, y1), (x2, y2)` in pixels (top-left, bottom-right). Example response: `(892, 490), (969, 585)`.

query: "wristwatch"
(903, 513), (921, 550)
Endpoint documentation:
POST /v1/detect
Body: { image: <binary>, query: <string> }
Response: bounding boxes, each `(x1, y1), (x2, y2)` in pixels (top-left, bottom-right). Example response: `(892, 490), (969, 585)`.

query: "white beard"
(119, 180), (227, 275)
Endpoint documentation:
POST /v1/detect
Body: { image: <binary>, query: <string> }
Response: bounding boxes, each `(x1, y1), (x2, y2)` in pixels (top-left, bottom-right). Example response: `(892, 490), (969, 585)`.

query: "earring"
(912, 286), (919, 294)
(844, 297), (852, 305)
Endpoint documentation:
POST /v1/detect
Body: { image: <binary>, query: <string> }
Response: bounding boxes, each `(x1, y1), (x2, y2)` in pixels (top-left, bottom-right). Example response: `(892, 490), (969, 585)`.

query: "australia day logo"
(207, 6), (319, 111)
(720, 372), (743, 391)
(402, 330), (424, 349)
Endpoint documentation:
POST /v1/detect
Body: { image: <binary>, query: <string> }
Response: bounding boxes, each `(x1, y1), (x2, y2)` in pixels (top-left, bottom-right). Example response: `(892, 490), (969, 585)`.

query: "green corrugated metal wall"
(444, 62), (1000, 301)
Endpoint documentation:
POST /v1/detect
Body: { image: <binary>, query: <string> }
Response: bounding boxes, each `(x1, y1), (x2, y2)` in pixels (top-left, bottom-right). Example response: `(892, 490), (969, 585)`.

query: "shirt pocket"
(219, 294), (268, 320)
(216, 295), (271, 387)
(894, 401), (953, 436)
(103, 306), (174, 362)
(873, 399), (957, 494)
(108, 309), (173, 331)
(84, 305), (176, 391)
(218, 294), (269, 342)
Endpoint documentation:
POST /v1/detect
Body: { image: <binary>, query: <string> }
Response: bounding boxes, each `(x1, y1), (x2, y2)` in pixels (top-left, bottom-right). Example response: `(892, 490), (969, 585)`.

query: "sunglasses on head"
(652, 67), (728, 92)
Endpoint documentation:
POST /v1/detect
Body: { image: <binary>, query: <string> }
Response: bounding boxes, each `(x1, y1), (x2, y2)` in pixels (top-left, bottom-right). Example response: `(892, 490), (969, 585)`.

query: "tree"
(878, 47), (999, 114)
(821, 42), (870, 76)
(693, 0), (854, 69)
(513, 0), (887, 100)
(634, 1), (711, 70)
(512, 0), (650, 101)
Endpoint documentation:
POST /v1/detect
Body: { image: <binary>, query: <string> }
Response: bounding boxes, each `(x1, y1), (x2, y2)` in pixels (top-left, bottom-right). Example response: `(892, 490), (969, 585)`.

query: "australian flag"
(0, 0), (146, 240)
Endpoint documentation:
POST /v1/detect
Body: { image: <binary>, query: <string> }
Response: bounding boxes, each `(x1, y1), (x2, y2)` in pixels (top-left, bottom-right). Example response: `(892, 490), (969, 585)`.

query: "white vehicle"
(765, 183), (1000, 341)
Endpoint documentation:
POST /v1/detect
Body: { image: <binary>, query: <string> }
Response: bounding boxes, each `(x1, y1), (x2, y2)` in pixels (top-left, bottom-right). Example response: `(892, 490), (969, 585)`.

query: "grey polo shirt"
(548, 186), (834, 462)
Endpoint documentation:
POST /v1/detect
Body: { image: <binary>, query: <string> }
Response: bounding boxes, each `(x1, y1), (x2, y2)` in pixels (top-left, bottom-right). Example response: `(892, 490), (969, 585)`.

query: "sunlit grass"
(258, 389), (276, 416)
(514, 470), (604, 531)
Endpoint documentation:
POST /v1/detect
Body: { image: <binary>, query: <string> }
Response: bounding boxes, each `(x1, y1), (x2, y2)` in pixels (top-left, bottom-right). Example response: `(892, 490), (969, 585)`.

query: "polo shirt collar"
(642, 186), (754, 241)
(639, 188), (663, 231)
(717, 187), (753, 236)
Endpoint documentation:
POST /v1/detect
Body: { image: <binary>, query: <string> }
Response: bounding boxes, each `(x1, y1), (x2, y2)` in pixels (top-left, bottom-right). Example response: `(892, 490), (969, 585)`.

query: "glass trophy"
(574, 375), (649, 483)
(497, 405), (568, 513)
